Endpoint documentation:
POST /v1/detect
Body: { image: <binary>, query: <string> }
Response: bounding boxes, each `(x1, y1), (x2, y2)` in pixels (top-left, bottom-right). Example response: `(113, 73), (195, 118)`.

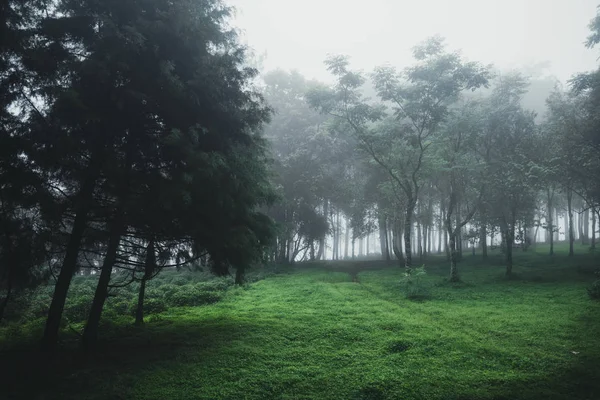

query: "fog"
(230, 0), (599, 83)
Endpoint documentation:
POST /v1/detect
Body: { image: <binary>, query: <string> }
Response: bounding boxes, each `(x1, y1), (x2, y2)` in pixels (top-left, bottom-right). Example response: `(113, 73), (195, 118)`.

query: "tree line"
(264, 31), (600, 281)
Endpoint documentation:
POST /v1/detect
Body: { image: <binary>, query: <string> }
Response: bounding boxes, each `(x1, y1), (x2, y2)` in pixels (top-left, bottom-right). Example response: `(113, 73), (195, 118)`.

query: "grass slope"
(2, 243), (600, 400)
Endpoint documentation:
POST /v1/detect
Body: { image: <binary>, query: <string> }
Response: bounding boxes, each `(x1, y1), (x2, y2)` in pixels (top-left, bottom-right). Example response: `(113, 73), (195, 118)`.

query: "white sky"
(227, 0), (600, 83)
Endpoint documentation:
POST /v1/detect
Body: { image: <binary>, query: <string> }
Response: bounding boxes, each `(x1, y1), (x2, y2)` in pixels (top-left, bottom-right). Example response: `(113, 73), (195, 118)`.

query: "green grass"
(2, 242), (600, 400)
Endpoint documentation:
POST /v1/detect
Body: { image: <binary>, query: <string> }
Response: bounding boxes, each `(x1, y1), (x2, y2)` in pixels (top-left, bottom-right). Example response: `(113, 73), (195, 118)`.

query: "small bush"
(168, 286), (223, 307)
(400, 266), (430, 300)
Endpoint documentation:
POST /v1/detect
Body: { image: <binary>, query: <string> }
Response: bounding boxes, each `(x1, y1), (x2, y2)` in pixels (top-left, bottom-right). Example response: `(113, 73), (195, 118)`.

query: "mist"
(2, 1), (600, 399)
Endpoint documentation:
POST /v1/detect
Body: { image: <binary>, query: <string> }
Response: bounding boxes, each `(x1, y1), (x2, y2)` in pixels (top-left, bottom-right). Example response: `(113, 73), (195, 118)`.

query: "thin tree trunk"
(392, 218), (403, 263)
(422, 222), (428, 259)
(480, 221), (488, 260)
(437, 205), (443, 254)
(317, 199), (328, 260)
(448, 230), (459, 282)
(135, 240), (157, 325)
(583, 207), (589, 245)
(547, 188), (554, 256)
(553, 207), (560, 242)
(567, 188), (574, 257)
(416, 219), (422, 260)
(501, 220), (513, 276)
(383, 218), (391, 263)
(591, 207), (596, 250)
(404, 200), (415, 268)
(344, 219), (349, 259)
(82, 217), (124, 349)
(42, 169), (99, 352)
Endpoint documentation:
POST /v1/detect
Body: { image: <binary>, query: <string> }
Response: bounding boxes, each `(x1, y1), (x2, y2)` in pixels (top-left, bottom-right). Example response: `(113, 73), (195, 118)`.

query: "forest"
(1, 0), (600, 399)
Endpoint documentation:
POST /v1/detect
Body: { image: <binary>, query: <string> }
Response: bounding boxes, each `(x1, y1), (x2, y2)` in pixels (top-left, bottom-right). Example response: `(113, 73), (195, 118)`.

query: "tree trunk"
(547, 189), (554, 256)
(404, 201), (415, 268)
(135, 277), (147, 326)
(344, 219), (350, 260)
(416, 219), (422, 261)
(383, 219), (391, 263)
(480, 221), (488, 260)
(437, 205), (443, 254)
(317, 199), (328, 260)
(591, 208), (596, 250)
(553, 207), (560, 242)
(448, 230), (459, 282)
(428, 223), (433, 254)
(82, 219), (124, 349)
(352, 237), (355, 259)
(422, 222), (428, 260)
(42, 170), (98, 352)
(391, 218), (403, 263)
(567, 188), (574, 257)
(501, 221), (513, 276)
(582, 207), (589, 245)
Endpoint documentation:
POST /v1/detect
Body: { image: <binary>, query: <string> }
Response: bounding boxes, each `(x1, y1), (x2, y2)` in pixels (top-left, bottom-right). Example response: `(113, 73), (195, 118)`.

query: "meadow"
(1, 242), (599, 400)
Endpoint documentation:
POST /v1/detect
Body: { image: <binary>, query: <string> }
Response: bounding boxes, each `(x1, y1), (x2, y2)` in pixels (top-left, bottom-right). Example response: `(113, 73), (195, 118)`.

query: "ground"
(1, 243), (599, 400)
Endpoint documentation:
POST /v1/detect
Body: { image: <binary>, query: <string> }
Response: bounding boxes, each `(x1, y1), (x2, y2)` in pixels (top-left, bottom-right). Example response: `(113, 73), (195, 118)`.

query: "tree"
(12, 0), (276, 351)
(483, 74), (538, 276)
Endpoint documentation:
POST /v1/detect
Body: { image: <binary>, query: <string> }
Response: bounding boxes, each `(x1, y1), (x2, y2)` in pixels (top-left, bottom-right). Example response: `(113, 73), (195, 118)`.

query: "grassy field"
(1, 242), (600, 400)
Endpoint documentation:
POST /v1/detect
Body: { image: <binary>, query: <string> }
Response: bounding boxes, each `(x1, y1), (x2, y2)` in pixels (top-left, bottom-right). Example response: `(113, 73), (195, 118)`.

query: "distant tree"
(483, 74), (538, 275)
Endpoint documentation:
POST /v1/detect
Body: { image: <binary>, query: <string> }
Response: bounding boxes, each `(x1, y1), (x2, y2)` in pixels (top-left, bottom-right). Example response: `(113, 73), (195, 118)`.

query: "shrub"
(168, 286), (223, 307)
(399, 266), (430, 300)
